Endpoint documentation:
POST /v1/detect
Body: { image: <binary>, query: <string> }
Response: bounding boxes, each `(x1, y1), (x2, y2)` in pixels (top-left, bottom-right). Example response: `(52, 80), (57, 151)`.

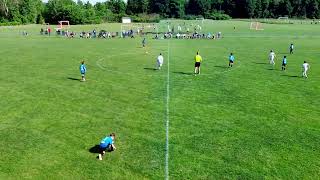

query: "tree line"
(0, 0), (320, 25)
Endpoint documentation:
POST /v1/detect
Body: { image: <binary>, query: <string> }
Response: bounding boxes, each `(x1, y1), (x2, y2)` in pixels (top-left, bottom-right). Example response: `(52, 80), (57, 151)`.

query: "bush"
(182, 15), (204, 20)
(131, 14), (161, 23)
(207, 12), (231, 20)
(0, 22), (21, 26)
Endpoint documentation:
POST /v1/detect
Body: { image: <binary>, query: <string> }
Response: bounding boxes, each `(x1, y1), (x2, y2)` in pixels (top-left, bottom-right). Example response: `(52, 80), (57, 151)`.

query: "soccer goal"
(196, 17), (205, 25)
(56, 21), (70, 31)
(250, 22), (264, 30)
(144, 23), (158, 33)
(278, 17), (289, 23)
(122, 17), (132, 24)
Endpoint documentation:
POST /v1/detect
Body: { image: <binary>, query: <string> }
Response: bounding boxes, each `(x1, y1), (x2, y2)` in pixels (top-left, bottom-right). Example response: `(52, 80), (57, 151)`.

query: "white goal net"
(196, 18), (205, 25)
(278, 17), (289, 23)
(250, 22), (264, 30)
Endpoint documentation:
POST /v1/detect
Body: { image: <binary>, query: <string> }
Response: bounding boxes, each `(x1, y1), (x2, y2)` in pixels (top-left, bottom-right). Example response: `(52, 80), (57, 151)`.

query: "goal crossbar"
(250, 22), (264, 30)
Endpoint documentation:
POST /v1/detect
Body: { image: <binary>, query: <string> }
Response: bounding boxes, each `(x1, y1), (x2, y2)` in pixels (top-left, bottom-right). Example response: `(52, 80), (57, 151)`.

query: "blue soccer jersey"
(229, 55), (235, 62)
(282, 58), (287, 64)
(80, 64), (86, 74)
(100, 136), (113, 148)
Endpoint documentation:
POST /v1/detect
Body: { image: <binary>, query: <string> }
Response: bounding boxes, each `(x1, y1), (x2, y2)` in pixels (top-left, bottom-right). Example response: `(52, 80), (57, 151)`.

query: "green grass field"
(0, 20), (319, 179)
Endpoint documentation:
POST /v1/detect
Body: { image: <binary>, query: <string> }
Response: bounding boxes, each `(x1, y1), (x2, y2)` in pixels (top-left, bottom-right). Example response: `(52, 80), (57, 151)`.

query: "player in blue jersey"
(98, 133), (116, 160)
(228, 53), (235, 67)
(80, 61), (87, 82)
(282, 56), (287, 71)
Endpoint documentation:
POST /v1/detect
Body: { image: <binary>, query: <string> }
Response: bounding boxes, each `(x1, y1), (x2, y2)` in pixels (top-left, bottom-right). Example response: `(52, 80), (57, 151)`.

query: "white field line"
(96, 52), (166, 77)
(165, 40), (170, 180)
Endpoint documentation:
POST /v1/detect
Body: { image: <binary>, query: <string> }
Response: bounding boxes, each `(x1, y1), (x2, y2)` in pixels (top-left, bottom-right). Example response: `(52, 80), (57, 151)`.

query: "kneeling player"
(98, 133), (116, 160)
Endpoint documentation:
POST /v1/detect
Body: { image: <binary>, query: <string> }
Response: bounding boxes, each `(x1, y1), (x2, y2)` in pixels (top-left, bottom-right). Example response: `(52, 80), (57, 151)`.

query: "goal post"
(250, 22), (264, 30)
(278, 16), (289, 23)
(56, 21), (70, 31)
(196, 17), (205, 25)
(122, 17), (131, 24)
(121, 23), (158, 35)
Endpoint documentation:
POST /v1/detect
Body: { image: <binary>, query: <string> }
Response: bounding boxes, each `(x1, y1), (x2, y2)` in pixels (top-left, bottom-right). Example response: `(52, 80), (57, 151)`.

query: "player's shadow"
(214, 65), (227, 69)
(281, 75), (299, 78)
(267, 68), (278, 71)
(144, 67), (157, 71)
(89, 145), (100, 154)
(253, 62), (268, 65)
(173, 71), (194, 75)
(67, 77), (81, 81)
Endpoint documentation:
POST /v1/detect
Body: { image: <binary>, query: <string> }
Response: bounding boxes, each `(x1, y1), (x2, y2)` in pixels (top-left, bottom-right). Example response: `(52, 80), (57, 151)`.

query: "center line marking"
(165, 40), (170, 180)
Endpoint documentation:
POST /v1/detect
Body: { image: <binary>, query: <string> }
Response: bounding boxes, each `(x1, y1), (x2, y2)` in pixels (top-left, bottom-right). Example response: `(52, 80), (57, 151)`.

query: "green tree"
(254, 0), (262, 17)
(94, 2), (106, 19)
(247, 0), (256, 18)
(168, 0), (184, 18)
(83, 1), (97, 23)
(306, 0), (319, 18)
(44, 0), (83, 24)
(106, 0), (126, 14)
(126, 0), (148, 14)
(19, 0), (39, 23)
(222, 0), (236, 16)
(186, 0), (211, 17)
(149, 0), (169, 16)
(261, 0), (270, 18)
(211, 0), (224, 11)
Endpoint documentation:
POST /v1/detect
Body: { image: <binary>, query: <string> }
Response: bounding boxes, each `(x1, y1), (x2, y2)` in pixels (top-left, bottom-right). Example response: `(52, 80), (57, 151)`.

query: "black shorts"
(99, 146), (107, 154)
(282, 63), (287, 66)
(100, 145), (114, 153)
(229, 60), (234, 63)
(195, 62), (201, 67)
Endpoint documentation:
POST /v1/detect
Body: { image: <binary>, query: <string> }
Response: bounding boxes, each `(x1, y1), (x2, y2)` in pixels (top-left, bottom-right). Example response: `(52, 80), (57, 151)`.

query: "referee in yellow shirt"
(194, 51), (202, 75)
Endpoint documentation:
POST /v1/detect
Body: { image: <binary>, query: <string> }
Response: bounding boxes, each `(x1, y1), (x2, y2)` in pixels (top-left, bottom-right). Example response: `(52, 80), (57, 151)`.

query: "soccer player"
(80, 60), (87, 82)
(229, 53), (235, 67)
(98, 133), (116, 161)
(156, 53), (164, 70)
(142, 37), (146, 47)
(289, 43), (294, 54)
(302, 61), (310, 78)
(194, 51), (202, 75)
(282, 56), (287, 71)
(269, 50), (276, 65)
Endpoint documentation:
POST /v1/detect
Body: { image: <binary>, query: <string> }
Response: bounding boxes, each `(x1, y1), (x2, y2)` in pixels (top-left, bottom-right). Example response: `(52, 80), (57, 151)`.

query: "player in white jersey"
(302, 61), (310, 78)
(269, 50), (276, 65)
(156, 53), (164, 70)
